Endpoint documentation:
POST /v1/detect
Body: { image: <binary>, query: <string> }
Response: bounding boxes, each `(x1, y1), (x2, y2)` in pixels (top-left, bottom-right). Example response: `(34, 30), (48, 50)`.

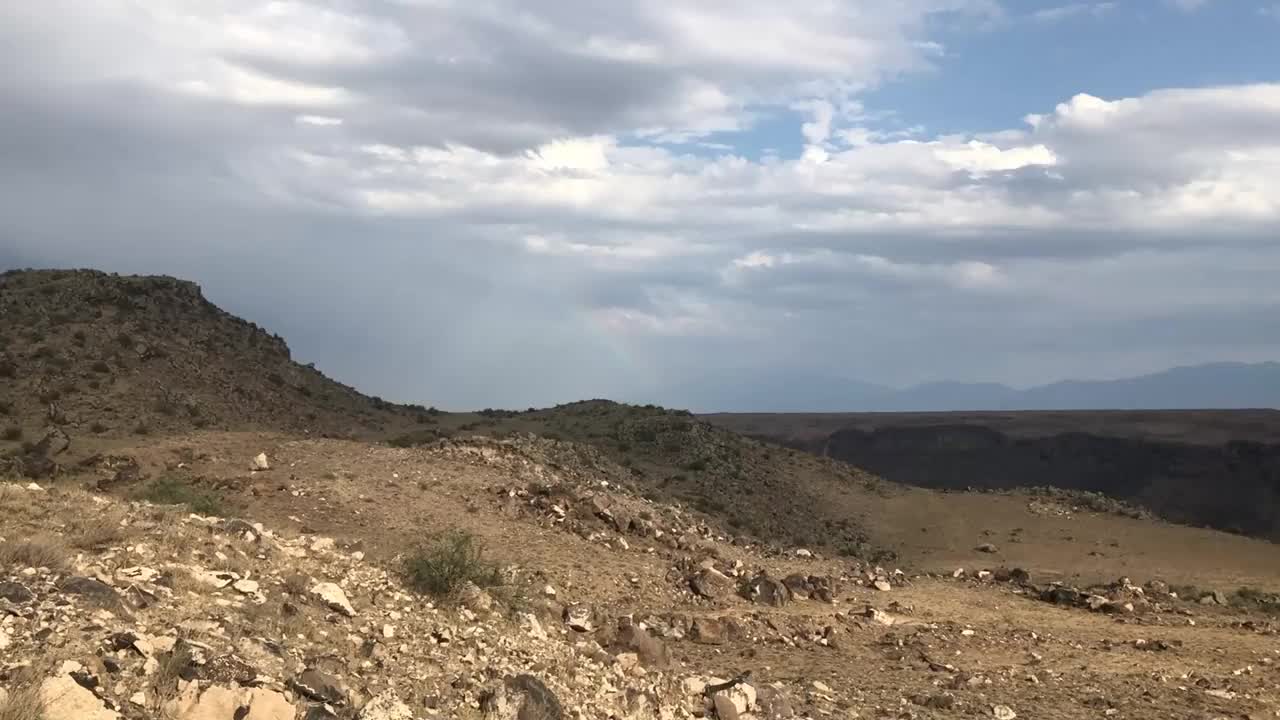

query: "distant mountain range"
(671, 361), (1280, 413)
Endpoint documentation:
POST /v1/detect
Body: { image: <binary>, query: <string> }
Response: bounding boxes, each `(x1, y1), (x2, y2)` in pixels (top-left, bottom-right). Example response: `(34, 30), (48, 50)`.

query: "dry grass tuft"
(66, 513), (131, 551)
(0, 536), (70, 572)
(0, 667), (47, 720)
(149, 644), (194, 710)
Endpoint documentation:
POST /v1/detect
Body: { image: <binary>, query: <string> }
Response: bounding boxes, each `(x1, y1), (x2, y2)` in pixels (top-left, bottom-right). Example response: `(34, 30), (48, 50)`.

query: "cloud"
(1166, 0), (1211, 11)
(1030, 3), (1116, 23)
(2, 1), (1278, 407)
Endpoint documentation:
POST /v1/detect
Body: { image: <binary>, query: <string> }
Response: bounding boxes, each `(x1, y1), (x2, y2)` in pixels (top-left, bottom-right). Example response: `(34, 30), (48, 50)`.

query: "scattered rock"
(458, 581), (494, 613)
(689, 567), (736, 600)
(200, 654), (258, 686)
(251, 453), (271, 471)
(0, 580), (35, 603)
(359, 691), (413, 720)
(57, 576), (122, 608)
(35, 428), (71, 456)
(290, 669), (346, 705)
(563, 604), (595, 633)
(309, 582), (356, 617)
(745, 573), (791, 607)
(232, 579), (260, 595)
(243, 688), (297, 720)
(993, 704), (1017, 720)
(711, 681), (757, 720)
(976, 543), (999, 554)
(615, 623), (670, 668)
(481, 674), (563, 720)
(690, 617), (728, 645)
(40, 674), (121, 720)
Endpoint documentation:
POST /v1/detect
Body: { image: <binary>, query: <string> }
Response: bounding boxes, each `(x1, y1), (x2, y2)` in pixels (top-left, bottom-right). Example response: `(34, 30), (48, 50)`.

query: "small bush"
(72, 329), (87, 346)
(133, 422), (151, 436)
(91, 360), (111, 373)
(116, 332), (134, 348)
(90, 421), (108, 434)
(133, 476), (225, 516)
(402, 530), (502, 599)
(0, 401), (11, 416)
(267, 372), (284, 386)
(2, 426), (21, 441)
(0, 360), (14, 379)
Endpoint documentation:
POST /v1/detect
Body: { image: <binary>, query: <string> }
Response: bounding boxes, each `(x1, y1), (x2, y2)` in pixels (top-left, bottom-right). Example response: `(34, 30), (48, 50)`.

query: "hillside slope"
(707, 411), (1280, 542)
(0, 269), (427, 441)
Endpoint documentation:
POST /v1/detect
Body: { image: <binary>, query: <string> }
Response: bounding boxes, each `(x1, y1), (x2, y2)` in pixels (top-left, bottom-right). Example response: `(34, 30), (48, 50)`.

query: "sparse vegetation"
(0, 536), (71, 572)
(91, 360), (110, 373)
(133, 422), (151, 435)
(402, 530), (502, 599)
(67, 513), (130, 550)
(2, 426), (22, 441)
(90, 421), (108, 434)
(0, 668), (46, 720)
(133, 475), (225, 516)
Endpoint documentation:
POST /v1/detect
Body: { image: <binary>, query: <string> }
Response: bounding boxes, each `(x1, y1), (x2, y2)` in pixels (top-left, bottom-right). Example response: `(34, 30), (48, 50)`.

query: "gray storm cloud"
(1, 1), (1277, 409)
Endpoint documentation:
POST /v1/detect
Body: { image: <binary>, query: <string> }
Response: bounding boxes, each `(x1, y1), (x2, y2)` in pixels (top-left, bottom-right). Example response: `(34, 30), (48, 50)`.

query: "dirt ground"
(35, 429), (1280, 720)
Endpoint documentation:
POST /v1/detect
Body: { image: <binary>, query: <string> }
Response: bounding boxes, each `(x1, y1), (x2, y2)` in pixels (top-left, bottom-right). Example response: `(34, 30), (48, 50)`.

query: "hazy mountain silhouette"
(677, 362), (1280, 412)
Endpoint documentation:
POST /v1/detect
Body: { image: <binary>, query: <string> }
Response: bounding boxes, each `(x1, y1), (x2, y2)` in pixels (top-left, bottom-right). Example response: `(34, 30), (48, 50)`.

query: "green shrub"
(133, 476), (225, 516)
(402, 530), (502, 599)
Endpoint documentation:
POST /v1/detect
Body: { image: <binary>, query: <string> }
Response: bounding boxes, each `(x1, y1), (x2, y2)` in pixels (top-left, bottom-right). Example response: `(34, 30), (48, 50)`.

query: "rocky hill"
(380, 400), (898, 561)
(0, 269), (427, 441)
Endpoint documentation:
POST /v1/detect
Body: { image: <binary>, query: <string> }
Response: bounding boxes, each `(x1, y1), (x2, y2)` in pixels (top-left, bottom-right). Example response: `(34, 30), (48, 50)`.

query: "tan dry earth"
(4, 432), (1280, 719)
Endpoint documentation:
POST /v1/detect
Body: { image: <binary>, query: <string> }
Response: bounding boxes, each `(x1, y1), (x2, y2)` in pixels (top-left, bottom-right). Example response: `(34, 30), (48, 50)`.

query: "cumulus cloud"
(2, 1), (1278, 408)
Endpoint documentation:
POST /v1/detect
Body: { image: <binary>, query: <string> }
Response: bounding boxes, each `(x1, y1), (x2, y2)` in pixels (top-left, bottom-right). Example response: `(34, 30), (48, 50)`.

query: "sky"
(2, 0), (1279, 411)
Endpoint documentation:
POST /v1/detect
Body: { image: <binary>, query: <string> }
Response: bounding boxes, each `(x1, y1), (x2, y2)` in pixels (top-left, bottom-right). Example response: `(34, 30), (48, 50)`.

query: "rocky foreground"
(2, 434), (1280, 719)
